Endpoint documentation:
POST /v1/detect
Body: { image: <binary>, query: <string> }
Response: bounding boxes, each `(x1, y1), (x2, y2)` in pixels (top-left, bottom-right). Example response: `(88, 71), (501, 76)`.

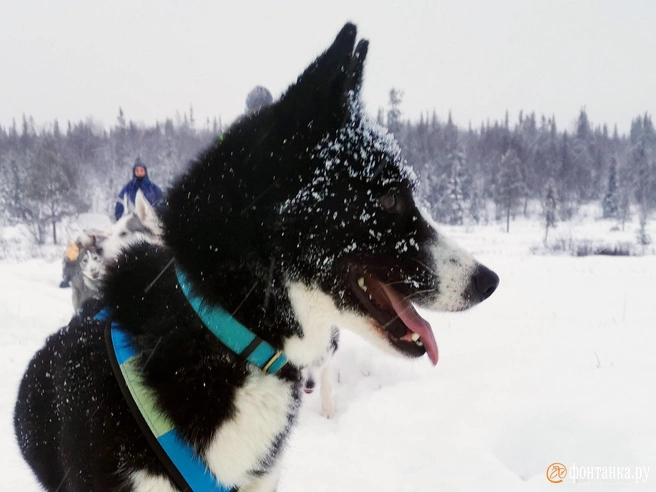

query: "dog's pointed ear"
(346, 39), (369, 96)
(278, 23), (368, 135)
(134, 190), (158, 228)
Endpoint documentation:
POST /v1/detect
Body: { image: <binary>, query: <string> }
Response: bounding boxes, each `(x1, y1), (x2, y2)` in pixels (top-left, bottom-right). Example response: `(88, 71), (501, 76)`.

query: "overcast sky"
(2, 0), (655, 135)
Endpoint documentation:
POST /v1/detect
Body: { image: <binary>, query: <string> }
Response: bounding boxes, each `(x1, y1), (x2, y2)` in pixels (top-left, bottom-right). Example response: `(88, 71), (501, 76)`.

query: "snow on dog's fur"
(14, 24), (498, 492)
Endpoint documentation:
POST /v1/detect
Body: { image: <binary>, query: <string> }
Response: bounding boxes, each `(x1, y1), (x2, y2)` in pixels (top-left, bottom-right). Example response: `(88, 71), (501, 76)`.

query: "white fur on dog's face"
(424, 237), (480, 312)
(285, 283), (342, 366)
(417, 208), (484, 312)
(79, 249), (105, 286)
(102, 191), (163, 262)
(287, 281), (397, 362)
(285, 219), (486, 364)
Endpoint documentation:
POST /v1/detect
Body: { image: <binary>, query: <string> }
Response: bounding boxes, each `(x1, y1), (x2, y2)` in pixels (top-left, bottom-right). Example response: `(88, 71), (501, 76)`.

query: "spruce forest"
(0, 92), (654, 247)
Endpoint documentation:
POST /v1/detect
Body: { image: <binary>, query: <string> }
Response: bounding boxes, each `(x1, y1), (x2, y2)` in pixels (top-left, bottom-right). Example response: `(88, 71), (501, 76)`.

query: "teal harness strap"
(95, 265), (288, 490)
(97, 308), (232, 492)
(175, 266), (288, 374)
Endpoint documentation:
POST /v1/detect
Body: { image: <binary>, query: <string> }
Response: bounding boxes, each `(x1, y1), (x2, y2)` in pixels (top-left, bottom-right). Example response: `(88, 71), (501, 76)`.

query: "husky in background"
(64, 192), (161, 314)
(303, 327), (339, 418)
(70, 246), (105, 312)
(99, 189), (163, 262)
(59, 232), (101, 288)
(15, 24), (498, 492)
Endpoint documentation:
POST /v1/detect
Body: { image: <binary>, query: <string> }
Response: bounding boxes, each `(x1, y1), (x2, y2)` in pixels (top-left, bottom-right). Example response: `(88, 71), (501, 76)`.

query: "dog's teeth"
(416, 340), (424, 347)
(411, 333), (420, 342)
(357, 277), (367, 291)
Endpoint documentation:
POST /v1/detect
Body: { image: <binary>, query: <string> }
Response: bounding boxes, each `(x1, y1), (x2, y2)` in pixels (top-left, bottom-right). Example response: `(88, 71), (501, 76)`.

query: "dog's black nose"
(304, 378), (315, 392)
(473, 265), (499, 300)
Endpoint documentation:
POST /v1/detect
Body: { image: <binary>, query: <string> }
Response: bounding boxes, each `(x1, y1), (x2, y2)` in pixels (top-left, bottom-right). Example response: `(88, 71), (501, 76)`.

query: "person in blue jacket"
(114, 158), (164, 221)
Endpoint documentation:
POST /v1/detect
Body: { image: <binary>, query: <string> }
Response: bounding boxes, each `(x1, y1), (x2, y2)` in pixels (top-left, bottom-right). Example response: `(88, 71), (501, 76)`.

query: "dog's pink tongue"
(379, 283), (439, 366)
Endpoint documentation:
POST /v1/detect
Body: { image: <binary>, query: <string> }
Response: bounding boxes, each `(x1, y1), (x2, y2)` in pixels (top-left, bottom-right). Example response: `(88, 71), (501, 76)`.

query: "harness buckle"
(263, 350), (283, 373)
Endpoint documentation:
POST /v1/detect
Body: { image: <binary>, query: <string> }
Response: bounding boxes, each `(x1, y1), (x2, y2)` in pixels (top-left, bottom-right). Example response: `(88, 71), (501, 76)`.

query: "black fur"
(14, 23), (497, 492)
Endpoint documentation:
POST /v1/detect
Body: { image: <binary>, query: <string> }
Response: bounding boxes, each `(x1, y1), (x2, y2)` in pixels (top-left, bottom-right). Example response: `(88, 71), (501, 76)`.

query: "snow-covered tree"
(543, 178), (558, 243)
(468, 180), (485, 225)
(558, 131), (577, 220)
(602, 156), (619, 218)
(617, 164), (632, 231)
(496, 148), (527, 232)
(386, 89), (403, 137)
(25, 139), (81, 244)
(633, 137), (652, 245)
(376, 108), (385, 127)
(446, 148), (466, 225)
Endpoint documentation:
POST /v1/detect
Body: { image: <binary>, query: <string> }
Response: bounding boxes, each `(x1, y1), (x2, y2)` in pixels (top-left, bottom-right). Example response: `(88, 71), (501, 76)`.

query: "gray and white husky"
(70, 246), (105, 312)
(100, 189), (163, 262)
(67, 192), (161, 312)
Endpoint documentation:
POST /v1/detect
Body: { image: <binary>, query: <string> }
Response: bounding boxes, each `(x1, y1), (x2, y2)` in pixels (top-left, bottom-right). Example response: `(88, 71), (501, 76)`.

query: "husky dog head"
(101, 190), (163, 261)
(165, 24), (498, 368)
(78, 247), (105, 288)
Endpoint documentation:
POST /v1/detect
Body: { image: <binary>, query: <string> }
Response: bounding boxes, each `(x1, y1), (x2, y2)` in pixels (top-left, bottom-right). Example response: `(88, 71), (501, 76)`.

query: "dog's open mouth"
(349, 271), (438, 365)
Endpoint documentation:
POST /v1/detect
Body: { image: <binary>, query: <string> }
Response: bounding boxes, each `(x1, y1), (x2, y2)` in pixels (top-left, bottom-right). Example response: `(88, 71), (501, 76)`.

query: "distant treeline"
(381, 90), (653, 224)
(0, 96), (654, 245)
(380, 90), (653, 241)
(0, 108), (216, 244)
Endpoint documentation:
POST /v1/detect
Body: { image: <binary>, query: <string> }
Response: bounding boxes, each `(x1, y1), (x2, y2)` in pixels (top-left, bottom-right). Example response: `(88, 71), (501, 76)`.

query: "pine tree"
(617, 162), (632, 231)
(444, 111), (458, 152)
(446, 148), (466, 225)
(634, 137), (652, 245)
(27, 139), (80, 244)
(558, 131), (577, 219)
(602, 156), (620, 218)
(376, 108), (385, 127)
(543, 178), (558, 243)
(576, 108), (591, 140)
(468, 180), (485, 224)
(496, 149), (526, 232)
(386, 89), (403, 137)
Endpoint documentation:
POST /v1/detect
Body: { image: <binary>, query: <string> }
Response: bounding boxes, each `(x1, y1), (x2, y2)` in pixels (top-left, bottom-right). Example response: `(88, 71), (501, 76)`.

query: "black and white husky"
(14, 24), (498, 492)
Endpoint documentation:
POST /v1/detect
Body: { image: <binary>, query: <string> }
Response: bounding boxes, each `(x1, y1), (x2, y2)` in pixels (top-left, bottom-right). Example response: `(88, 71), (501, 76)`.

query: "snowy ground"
(1, 213), (655, 491)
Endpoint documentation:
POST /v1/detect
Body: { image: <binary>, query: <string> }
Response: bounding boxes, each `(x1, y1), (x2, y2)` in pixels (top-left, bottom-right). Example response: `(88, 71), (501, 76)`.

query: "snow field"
(1, 216), (655, 490)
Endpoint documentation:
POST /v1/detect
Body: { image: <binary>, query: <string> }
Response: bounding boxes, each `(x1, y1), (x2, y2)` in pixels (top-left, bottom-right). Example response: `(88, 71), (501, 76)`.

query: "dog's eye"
(380, 191), (398, 211)
(119, 232), (128, 237)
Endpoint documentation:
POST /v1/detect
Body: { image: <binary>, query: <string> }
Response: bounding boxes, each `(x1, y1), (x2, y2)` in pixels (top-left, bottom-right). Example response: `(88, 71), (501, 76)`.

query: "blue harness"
(98, 264), (289, 492)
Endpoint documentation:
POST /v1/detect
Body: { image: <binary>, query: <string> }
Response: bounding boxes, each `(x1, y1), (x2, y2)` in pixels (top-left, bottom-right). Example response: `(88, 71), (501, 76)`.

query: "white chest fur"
(131, 372), (294, 492)
(203, 371), (294, 487)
